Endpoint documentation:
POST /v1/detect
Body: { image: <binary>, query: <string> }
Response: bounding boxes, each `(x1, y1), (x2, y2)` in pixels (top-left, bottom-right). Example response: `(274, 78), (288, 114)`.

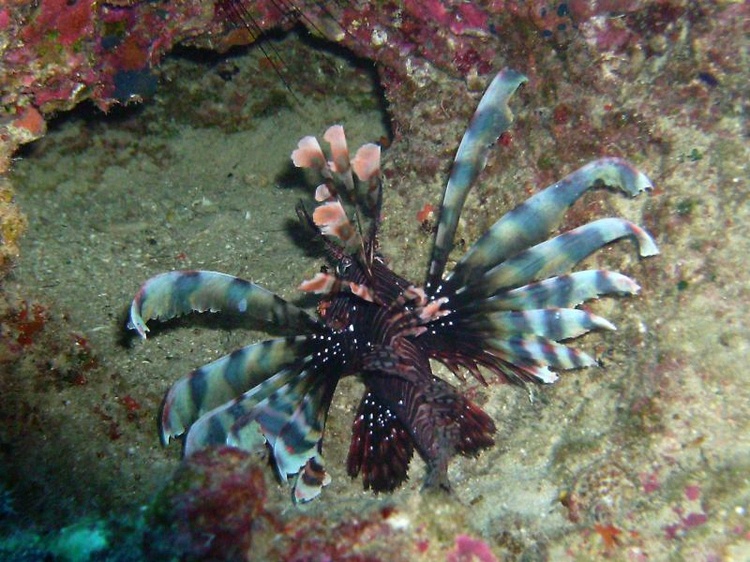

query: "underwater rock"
(145, 446), (271, 561)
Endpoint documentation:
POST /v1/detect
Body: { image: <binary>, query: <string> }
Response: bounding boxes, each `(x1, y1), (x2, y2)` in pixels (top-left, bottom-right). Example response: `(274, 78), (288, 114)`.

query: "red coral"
(663, 486), (709, 540)
(22, 0), (94, 46)
(10, 106), (46, 138)
(0, 8), (10, 30)
(13, 302), (47, 347)
(639, 470), (661, 494)
(278, 508), (415, 562)
(146, 447), (273, 561)
(416, 203), (436, 223)
(593, 523), (622, 551)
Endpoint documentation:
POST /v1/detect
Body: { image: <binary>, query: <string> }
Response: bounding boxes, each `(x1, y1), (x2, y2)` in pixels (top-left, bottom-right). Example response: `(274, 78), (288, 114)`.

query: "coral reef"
(0, 179), (26, 278)
(446, 535), (499, 562)
(1, 1), (210, 171)
(146, 447), (272, 561)
(4, 1), (743, 173)
(146, 446), (425, 561)
(2, 0), (745, 209)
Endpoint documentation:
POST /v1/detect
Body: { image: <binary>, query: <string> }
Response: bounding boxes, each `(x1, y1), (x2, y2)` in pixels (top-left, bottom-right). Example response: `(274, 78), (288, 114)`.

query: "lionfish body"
(129, 69), (658, 502)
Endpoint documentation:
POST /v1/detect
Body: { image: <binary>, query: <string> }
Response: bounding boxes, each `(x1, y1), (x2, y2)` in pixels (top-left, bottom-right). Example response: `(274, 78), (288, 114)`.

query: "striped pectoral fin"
(180, 362), (334, 501)
(160, 337), (311, 444)
(486, 334), (598, 382)
(245, 366), (338, 502)
(449, 158), (653, 288)
(471, 307), (616, 341)
(293, 450), (331, 503)
(180, 366), (302, 455)
(346, 391), (415, 493)
(129, 270), (320, 339)
(478, 218), (659, 297)
(500, 361), (561, 385)
(426, 68), (528, 293)
(483, 270), (642, 311)
(269, 389), (337, 502)
(269, 383), (328, 475)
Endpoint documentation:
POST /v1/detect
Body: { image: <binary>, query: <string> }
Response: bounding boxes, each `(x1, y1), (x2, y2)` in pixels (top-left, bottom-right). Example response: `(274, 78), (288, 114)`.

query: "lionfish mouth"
(128, 68), (658, 502)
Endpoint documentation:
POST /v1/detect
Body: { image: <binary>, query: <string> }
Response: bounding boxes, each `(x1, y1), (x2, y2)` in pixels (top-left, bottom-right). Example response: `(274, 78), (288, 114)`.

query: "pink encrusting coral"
(145, 447), (272, 560)
(446, 534), (498, 562)
(1, 0), (293, 173)
(2, 0), (738, 178)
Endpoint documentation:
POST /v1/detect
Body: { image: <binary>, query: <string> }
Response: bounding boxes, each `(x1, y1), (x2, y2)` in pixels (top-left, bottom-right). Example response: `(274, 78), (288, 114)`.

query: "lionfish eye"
(337, 257), (353, 276)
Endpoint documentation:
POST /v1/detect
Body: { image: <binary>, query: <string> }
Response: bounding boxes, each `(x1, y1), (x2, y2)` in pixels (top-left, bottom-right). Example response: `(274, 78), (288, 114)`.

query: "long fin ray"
(274, 379), (337, 502)
(469, 218), (658, 298)
(468, 307), (615, 341)
(486, 335), (597, 372)
(426, 68), (528, 293)
(236, 366), (337, 502)
(270, 380), (330, 476)
(160, 336), (311, 444)
(180, 353), (340, 503)
(447, 158), (653, 290)
(181, 366), (305, 454)
(479, 270), (641, 311)
(129, 270), (321, 338)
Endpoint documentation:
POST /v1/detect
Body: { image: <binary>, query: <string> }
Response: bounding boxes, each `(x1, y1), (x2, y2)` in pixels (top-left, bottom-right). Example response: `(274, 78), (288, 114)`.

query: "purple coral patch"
(447, 534), (498, 562)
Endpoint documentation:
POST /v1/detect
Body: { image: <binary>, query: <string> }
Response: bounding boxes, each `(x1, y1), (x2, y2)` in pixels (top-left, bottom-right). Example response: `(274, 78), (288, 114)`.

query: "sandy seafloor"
(2, 30), (750, 561)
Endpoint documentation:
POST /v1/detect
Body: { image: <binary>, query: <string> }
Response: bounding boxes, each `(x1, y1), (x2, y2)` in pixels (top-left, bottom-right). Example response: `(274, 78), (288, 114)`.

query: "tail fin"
(360, 344), (496, 492)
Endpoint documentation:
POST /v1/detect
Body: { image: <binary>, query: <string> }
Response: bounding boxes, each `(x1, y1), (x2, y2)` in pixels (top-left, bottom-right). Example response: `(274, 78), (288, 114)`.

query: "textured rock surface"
(1, 1), (748, 560)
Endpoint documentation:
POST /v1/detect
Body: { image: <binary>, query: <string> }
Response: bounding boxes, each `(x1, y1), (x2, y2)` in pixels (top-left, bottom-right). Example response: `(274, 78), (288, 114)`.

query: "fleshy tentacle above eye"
(128, 270), (322, 339)
(425, 68), (528, 295)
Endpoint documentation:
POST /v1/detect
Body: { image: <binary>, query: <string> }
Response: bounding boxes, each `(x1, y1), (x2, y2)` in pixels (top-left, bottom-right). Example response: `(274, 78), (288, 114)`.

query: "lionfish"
(129, 69), (658, 502)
